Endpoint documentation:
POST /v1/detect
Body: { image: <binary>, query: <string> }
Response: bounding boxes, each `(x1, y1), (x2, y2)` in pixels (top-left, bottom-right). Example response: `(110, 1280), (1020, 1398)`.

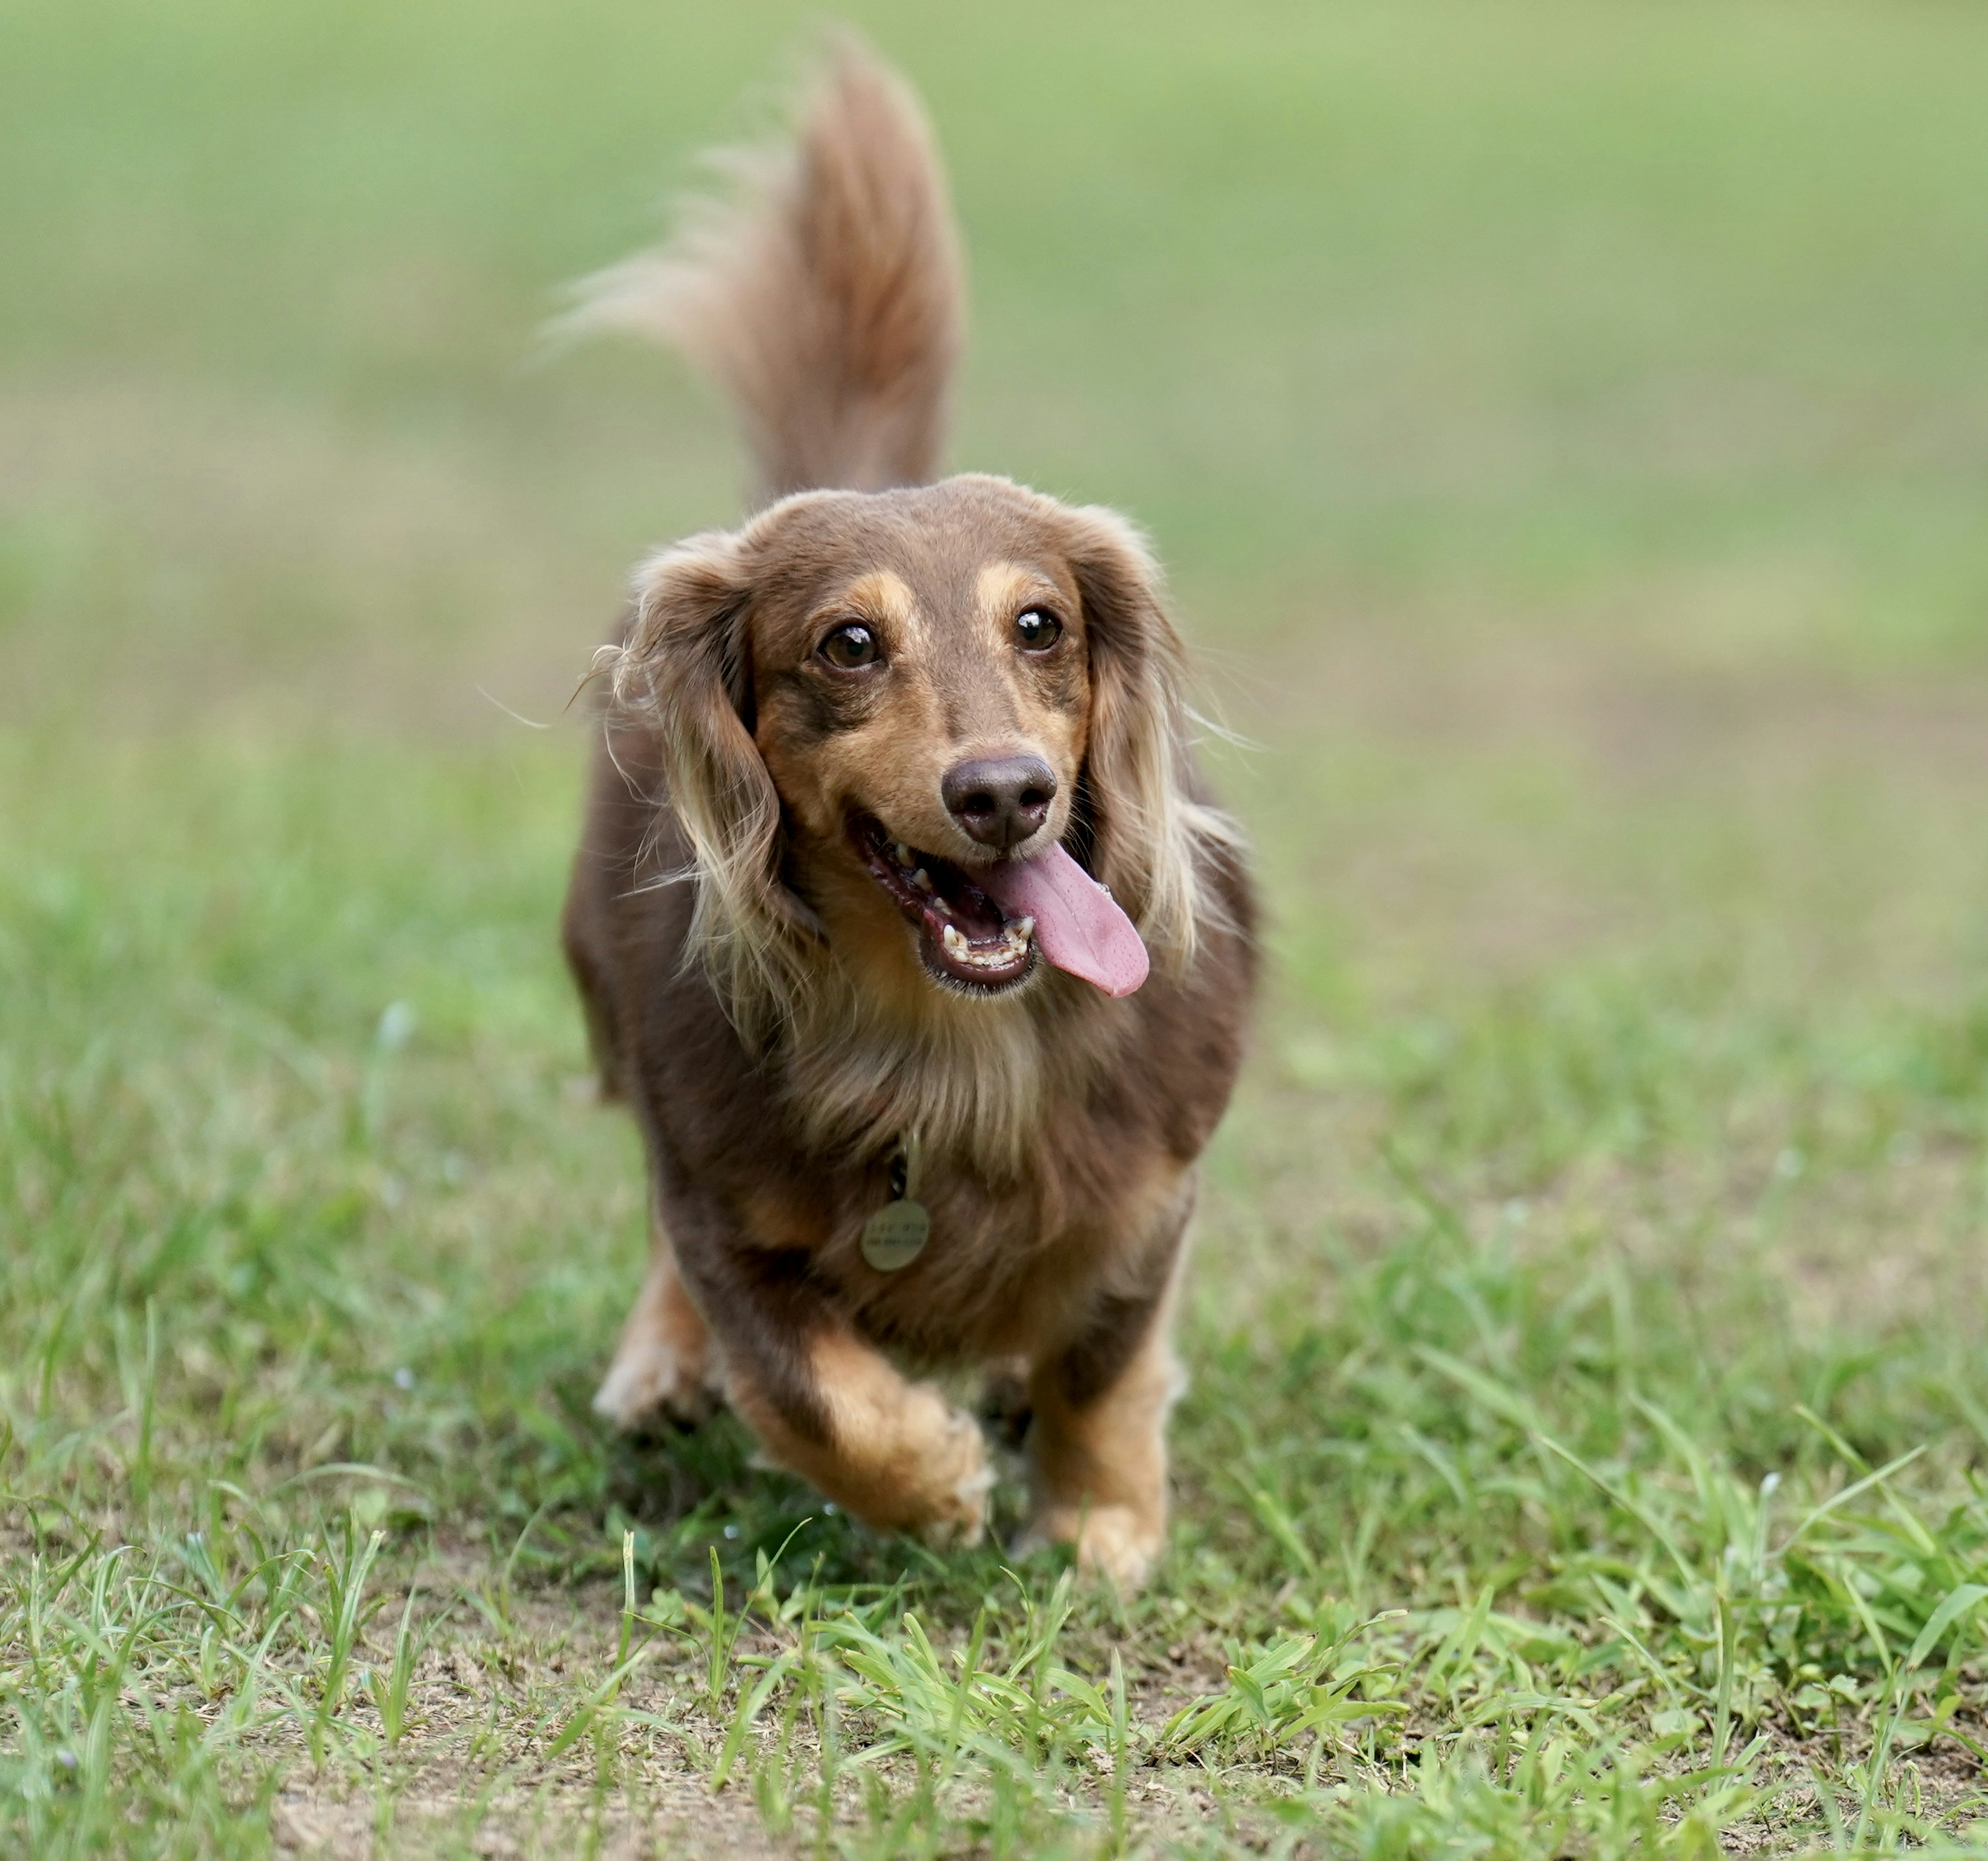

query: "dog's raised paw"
(592, 1340), (714, 1432)
(910, 1407), (993, 1549)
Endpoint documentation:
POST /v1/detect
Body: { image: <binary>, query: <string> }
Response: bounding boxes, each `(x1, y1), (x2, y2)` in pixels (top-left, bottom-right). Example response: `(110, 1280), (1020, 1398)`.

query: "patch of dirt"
(271, 1784), (785, 1860)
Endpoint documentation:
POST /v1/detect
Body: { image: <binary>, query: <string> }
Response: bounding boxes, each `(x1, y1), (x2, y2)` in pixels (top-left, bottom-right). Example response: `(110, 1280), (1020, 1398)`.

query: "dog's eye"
(1014, 608), (1062, 651)
(819, 623), (880, 669)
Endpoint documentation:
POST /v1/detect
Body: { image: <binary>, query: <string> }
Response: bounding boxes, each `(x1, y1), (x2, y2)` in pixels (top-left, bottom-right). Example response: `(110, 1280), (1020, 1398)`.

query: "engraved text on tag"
(861, 1198), (930, 1271)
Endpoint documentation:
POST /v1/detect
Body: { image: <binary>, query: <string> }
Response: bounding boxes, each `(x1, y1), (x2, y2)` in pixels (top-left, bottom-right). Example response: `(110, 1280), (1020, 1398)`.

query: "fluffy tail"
(568, 40), (963, 505)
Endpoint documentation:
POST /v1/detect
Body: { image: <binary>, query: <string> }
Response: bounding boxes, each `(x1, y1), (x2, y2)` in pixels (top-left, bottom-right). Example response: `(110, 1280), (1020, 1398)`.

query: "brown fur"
(566, 42), (960, 505)
(562, 40), (1256, 1587)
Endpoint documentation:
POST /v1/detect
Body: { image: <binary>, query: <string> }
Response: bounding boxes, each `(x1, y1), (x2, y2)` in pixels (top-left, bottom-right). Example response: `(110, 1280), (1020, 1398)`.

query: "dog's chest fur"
(567, 723), (1254, 1371)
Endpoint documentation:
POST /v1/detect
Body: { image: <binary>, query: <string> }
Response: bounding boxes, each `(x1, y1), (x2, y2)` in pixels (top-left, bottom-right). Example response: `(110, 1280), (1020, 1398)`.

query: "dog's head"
(610, 474), (1226, 1034)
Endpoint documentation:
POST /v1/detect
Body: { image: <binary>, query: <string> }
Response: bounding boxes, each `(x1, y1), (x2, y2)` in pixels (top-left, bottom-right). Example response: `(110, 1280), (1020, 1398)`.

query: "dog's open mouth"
(851, 815), (1039, 991)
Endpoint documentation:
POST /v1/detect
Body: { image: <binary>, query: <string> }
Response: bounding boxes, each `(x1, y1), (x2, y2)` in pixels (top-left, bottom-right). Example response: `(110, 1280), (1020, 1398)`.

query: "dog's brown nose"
(941, 755), (1057, 850)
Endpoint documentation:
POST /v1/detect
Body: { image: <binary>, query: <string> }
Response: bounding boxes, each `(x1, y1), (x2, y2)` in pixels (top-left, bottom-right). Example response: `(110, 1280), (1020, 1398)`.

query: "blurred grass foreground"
(7, 3), (1988, 1855)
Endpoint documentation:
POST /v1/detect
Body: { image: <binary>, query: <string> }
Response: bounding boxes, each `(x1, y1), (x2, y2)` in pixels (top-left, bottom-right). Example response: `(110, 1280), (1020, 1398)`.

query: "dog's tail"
(567, 40), (963, 505)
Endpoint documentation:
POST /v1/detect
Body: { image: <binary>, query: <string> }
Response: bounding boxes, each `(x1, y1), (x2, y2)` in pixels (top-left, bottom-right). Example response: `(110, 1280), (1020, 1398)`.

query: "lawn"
(7, 2), (1988, 1854)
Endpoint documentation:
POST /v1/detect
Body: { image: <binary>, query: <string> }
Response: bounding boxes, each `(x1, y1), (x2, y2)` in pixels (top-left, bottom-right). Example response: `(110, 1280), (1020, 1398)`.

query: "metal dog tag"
(861, 1130), (929, 1271)
(861, 1198), (930, 1271)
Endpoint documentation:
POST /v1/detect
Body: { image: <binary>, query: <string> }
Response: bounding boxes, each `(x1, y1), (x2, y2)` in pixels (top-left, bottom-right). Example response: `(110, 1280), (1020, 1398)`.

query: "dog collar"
(862, 1129), (929, 1270)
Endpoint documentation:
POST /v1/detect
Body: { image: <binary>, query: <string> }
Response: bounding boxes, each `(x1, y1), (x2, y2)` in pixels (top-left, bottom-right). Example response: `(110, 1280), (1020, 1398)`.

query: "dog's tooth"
(912, 868), (933, 892)
(941, 924), (966, 954)
(895, 843), (912, 867)
(1016, 916), (1035, 941)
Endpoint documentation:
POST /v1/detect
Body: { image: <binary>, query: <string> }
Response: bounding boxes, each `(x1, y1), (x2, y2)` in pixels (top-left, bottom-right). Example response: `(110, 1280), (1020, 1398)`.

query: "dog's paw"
(592, 1339), (715, 1432)
(910, 1406), (993, 1549)
(1071, 1504), (1161, 1590)
(1017, 1503), (1161, 1591)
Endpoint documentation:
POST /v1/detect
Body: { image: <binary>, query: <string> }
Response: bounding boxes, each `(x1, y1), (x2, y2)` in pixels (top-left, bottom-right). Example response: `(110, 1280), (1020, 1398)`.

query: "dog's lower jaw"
(917, 934), (1042, 1000)
(849, 814), (1041, 996)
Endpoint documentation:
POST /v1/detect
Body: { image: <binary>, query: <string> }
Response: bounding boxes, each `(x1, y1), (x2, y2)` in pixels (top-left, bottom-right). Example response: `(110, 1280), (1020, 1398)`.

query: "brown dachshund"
(561, 42), (1256, 1586)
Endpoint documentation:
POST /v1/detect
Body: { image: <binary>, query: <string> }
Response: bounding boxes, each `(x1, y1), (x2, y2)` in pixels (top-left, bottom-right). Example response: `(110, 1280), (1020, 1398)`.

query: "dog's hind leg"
(1021, 1207), (1192, 1590)
(594, 1212), (718, 1429)
(726, 1329), (992, 1547)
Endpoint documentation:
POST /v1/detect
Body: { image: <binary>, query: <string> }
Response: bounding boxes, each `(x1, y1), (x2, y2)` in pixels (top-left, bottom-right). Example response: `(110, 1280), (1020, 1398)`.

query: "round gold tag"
(861, 1199), (930, 1271)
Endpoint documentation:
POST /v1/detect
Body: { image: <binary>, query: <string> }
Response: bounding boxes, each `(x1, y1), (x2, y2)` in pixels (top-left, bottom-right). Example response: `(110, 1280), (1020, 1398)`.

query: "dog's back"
(570, 42), (963, 503)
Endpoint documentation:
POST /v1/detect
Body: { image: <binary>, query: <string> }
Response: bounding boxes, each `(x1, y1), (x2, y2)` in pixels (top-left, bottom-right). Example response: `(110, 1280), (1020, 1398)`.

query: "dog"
(561, 42), (1256, 1587)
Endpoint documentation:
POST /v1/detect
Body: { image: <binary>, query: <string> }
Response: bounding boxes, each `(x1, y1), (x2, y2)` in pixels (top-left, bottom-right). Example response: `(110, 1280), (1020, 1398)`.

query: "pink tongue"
(982, 844), (1149, 998)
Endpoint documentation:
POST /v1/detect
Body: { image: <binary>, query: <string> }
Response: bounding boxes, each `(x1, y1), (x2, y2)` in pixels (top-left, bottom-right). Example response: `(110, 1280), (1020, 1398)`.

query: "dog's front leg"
(726, 1324), (992, 1548)
(1024, 1230), (1189, 1591)
(593, 1211), (718, 1429)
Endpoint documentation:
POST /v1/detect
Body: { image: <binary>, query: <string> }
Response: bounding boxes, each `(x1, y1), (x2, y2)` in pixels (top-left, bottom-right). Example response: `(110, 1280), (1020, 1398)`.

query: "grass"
(7, 0), (1988, 1854)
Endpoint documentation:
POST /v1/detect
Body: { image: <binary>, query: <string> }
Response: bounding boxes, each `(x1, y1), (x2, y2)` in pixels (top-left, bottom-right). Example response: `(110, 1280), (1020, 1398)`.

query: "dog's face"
(748, 486), (1093, 997)
(614, 474), (1203, 1020)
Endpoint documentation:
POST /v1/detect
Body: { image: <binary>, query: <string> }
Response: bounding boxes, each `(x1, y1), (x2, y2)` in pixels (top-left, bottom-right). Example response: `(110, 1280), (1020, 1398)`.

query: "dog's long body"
(563, 46), (1255, 1585)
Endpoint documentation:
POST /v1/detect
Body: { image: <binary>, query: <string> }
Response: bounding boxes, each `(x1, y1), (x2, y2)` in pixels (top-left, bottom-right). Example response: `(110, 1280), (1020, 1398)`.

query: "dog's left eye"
(819, 623), (881, 669)
(1014, 608), (1062, 651)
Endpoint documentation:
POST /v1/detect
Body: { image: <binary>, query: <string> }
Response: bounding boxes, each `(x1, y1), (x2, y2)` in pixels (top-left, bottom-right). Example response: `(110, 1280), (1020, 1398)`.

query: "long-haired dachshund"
(561, 42), (1256, 1586)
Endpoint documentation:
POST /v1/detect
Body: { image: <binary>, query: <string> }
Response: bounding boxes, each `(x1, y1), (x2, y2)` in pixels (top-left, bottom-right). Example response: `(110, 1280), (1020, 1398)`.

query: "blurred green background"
(9, 0), (1988, 736)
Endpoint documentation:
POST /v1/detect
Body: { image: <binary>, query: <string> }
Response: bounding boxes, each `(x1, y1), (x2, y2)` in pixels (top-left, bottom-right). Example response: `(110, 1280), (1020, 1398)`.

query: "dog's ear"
(610, 532), (815, 1031)
(1059, 505), (1236, 966)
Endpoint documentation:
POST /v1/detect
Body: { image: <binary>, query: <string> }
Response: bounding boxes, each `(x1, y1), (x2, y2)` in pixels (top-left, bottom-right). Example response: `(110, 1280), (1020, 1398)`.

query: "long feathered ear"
(1059, 506), (1240, 969)
(606, 533), (815, 1035)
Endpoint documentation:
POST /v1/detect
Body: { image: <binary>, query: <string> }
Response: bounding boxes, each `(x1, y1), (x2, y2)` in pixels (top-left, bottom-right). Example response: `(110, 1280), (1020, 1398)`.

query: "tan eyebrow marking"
(830, 569), (920, 632)
(974, 561), (1061, 627)
(978, 564), (1057, 620)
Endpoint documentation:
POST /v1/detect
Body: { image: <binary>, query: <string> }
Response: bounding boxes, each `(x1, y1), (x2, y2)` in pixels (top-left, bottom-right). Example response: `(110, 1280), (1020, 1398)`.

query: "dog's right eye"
(818, 623), (881, 670)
